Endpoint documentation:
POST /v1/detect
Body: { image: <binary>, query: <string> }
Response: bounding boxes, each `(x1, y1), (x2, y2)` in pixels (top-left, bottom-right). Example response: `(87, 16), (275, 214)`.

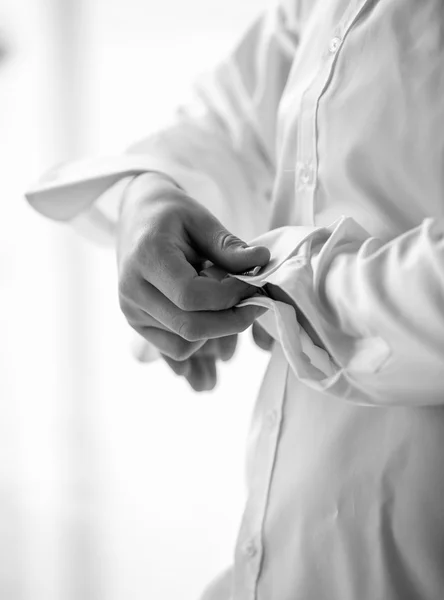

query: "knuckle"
(176, 318), (200, 342)
(174, 317), (192, 341)
(214, 229), (243, 251)
(175, 286), (198, 312)
(133, 231), (157, 270)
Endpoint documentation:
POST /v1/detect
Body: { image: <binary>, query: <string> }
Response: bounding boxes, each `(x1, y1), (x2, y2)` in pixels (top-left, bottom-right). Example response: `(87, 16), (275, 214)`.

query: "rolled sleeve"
(25, 5), (300, 246)
(234, 216), (444, 406)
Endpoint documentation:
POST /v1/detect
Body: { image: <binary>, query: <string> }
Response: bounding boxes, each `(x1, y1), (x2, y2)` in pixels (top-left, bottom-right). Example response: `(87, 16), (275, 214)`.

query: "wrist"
(119, 171), (184, 217)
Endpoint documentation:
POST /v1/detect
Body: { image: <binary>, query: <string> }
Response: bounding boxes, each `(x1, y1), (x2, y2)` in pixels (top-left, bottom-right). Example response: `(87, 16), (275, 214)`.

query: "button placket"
(265, 409), (279, 429)
(244, 539), (258, 559)
(233, 4), (373, 597)
(294, 0), (373, 225)
(232, 348), (289, 600)
(295, 20), (350, 224)
(297, 161), (314, 188)
(328, 36), (341, 54)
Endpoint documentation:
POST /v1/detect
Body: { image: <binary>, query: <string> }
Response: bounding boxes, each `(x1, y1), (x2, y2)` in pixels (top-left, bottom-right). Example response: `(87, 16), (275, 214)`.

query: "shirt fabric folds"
(26, 0), (444, 598)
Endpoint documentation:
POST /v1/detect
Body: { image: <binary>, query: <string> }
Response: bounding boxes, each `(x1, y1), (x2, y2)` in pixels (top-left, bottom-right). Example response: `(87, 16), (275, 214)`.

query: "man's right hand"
(116, 172), (270, 391)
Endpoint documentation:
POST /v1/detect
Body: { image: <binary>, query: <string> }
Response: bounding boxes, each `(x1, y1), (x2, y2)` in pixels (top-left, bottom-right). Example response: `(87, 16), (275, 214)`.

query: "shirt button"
(329, 37), (341, 54)
(299, 163), (313, 185)
(265, 409), (278, 429)
(244, 539), (257, 558)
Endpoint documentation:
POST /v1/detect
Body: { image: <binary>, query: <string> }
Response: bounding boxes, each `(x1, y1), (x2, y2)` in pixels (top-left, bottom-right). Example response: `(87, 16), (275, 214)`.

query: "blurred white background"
(0, 0), (270, 599)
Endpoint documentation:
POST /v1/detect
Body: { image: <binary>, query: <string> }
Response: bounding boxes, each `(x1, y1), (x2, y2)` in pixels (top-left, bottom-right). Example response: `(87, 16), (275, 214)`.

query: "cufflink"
(238, 266), (262, 277)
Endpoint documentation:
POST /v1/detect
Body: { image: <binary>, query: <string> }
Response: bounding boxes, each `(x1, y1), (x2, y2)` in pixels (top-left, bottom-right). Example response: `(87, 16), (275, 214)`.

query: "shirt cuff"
(25, 154), (233, 228)
(232, 217), (392, 402)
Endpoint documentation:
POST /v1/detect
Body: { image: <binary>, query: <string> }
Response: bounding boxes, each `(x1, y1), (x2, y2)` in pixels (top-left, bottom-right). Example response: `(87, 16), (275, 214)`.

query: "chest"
(274, 0), (444, 237)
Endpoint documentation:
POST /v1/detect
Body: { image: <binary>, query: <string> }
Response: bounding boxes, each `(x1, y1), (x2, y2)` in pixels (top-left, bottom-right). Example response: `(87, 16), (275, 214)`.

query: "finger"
(202, 357), (217, 388)
(192, 335), (237, 360)
(194, 339), (220, 357)
(143, 245), (258, 312)
(133, 278), (268, 341)
(136, 326), (206, 361)
(252, 321), (274, 352)
(186, 356), (217, 392)
(175, 303), (268, 342)
(184, 209), (271, 274)
(122, 303), (206, 360)
(162, 354), (192, 377)
(217, 334), (238, 361)
(191, 334), (237, 363)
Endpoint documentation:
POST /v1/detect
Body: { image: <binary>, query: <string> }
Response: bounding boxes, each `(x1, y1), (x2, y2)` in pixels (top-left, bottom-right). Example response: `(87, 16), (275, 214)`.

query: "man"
(26, 0), (444, 598)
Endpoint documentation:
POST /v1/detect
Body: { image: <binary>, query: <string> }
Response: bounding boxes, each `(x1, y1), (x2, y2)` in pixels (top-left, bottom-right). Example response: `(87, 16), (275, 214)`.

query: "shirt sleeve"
(25, 4), (300, 245)
(233, 216), (444, 407)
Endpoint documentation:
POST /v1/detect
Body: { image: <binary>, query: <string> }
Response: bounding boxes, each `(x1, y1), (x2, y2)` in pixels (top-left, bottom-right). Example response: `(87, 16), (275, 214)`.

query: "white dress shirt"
(26, 0), (444, 598)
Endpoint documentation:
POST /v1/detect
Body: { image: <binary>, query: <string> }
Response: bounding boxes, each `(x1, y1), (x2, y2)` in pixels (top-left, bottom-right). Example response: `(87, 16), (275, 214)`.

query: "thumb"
(190, 212), (270, 274)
